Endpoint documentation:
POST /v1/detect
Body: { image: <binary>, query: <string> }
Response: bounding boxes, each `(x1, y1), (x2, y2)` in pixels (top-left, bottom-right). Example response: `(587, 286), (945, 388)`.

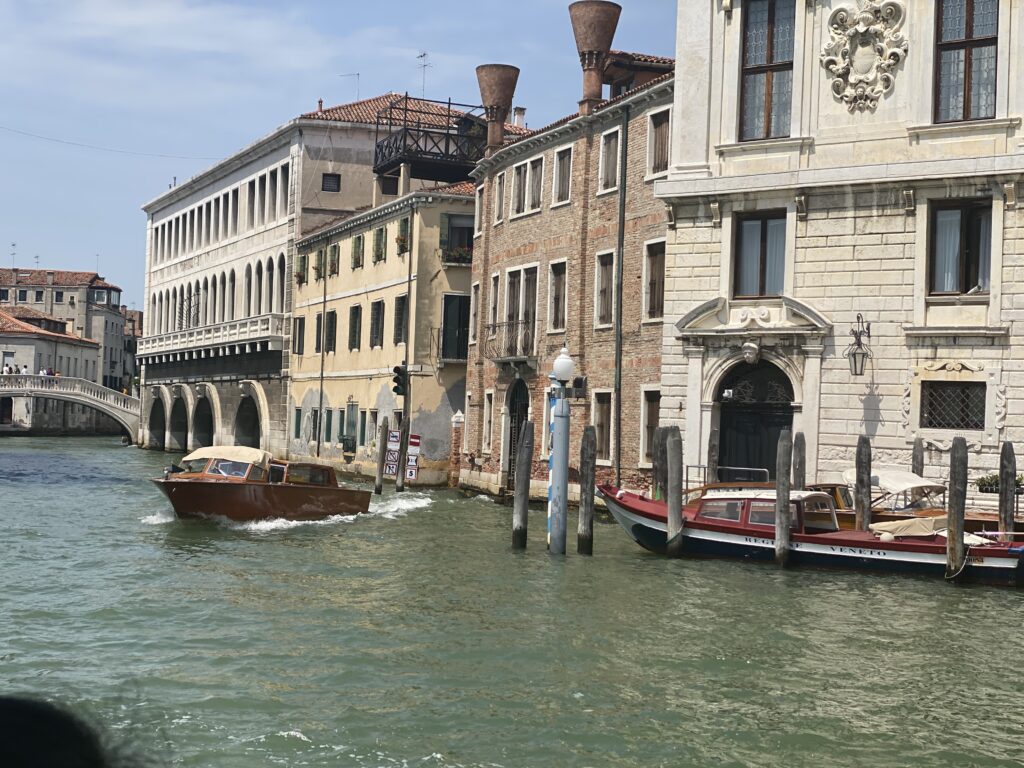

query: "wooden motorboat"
(152, 446), (371, 522)
(599, 485), (1024, 586)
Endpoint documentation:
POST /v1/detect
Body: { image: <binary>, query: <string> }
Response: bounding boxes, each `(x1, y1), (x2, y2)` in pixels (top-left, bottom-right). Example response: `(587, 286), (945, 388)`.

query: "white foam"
(472, 494), (495, 503)
(368, 493), (432, 519)
(221, 513), (359, 533)
(276, 730), (311, 742)
(140, 510), (176, 525)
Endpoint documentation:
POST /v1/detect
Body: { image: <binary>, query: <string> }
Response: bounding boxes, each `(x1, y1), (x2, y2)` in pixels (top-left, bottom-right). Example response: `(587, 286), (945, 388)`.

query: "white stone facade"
(658, 0), (1024, 497)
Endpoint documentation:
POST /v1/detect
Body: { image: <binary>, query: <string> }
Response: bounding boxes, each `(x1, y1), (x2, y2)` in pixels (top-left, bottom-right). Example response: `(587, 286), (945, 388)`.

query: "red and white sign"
(407, 433), (421, 456)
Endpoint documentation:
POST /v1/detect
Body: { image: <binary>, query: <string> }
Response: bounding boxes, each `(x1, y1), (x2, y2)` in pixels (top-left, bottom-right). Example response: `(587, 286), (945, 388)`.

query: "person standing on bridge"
(20, 364), (27, 374)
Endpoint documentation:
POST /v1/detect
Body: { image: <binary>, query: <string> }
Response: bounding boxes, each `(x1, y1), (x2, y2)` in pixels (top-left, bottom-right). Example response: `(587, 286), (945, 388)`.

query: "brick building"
(657, 0), (1024, 496)
(459, 1), (674, 497)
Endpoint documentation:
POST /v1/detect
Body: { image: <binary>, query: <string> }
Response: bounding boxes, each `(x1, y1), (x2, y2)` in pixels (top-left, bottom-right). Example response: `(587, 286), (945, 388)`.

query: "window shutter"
(438, 214), (449, 255)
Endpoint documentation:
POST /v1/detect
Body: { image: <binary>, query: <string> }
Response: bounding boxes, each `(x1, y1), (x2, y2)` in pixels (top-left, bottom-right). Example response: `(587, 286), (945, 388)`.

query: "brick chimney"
(476, 64), (520, 156)
(568, 0), (621, 115)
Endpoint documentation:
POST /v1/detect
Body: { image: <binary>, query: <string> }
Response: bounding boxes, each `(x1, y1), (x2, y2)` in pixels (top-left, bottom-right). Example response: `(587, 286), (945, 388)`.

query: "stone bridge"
(0, 375), (140, 440)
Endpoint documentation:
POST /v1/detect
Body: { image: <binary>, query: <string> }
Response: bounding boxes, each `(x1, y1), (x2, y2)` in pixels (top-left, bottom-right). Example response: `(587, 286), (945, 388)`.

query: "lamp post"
(844, 313), (871, 376)
(548, 347), (574, 555)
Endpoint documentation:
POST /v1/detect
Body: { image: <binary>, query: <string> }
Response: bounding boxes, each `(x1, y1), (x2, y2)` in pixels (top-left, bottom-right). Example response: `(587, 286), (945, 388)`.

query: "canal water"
(2, 437), (1023, 767)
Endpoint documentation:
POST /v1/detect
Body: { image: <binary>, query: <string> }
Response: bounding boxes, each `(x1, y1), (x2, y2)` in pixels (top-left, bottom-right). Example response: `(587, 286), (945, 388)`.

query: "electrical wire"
(0, 123), (222, 161)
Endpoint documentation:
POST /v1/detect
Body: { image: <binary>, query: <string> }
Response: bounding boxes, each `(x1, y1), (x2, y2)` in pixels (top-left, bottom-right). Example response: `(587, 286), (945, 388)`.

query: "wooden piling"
(395, 418), (409, 493)
(373, 416), (389, 495)
(912, 436), (924, 477)
(792, 431), (806, 491)
(946, 436), (968, 580)
(855, 435), (872, 531)
(775, 429), (793, 566)
(651, 426), (667, 500)
(707, 427), (720, 484)
(578, 425), (597, 555)
(666, 426), (684, 558)
(999, 441), (1016, 544)
(512, 420), (533, 550)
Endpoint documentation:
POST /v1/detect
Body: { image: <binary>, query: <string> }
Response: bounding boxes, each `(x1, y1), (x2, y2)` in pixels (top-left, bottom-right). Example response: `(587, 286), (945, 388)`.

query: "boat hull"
(600, 488), (1024, 586)
(152, 478), (371, 522)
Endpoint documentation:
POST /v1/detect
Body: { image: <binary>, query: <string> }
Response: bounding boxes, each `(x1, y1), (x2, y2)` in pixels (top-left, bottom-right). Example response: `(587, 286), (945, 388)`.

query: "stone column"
(801, 344), (824, 483)
(683, 345), (705, 469)
(670, 0), (713, 179)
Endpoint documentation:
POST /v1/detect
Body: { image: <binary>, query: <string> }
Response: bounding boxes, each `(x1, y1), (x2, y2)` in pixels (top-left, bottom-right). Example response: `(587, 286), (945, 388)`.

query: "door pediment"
(676, 297), (832, 341)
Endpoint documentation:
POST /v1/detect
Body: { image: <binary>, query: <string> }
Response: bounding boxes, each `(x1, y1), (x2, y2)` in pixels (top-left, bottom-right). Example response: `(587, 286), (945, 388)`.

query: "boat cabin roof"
(700, 489), (833, 504)
(182, 445), (272, 468)
(840, 468), (945, 496)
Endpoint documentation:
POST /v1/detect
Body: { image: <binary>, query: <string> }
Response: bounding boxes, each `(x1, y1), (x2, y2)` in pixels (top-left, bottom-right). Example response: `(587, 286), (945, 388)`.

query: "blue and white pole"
(548, 348), (575, 555)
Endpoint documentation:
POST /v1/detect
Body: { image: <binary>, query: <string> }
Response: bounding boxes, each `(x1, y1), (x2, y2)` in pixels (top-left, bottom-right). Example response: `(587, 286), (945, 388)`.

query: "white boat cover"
(869, 516), (947, 537)
(181, 446), (272, 468)
(841, 467), (946, 495)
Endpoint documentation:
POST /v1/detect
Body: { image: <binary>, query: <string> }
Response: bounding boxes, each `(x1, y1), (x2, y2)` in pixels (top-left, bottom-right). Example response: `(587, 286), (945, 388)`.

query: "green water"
(2, 437), (1022, 767)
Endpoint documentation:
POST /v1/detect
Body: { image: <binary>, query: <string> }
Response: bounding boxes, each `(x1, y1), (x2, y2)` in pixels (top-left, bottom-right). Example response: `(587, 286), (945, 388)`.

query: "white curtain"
(737, 220), (761, 296)
(933, 210), (961, 292)
(976, 210), (992, 291)
(765, 218), (786, 295)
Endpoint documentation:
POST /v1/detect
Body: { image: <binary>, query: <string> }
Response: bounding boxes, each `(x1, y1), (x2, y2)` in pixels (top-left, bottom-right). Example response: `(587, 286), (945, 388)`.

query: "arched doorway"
(193, 398), (214, 448)
(505, 379), (530, 491)
(716, 360), (794, 481)
(148, 399), (166, 450)
(1, 397), (13, 425)
(234, 396), (261, 448)
(168, 398), (188, 452)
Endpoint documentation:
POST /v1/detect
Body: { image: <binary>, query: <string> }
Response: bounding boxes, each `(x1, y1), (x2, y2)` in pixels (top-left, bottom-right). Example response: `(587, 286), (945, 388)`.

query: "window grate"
(921, 381), (985, 430)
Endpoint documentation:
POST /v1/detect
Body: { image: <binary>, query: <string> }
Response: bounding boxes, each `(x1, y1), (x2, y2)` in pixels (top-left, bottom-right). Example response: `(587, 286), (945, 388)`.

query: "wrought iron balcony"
(483, 320), (536, 363)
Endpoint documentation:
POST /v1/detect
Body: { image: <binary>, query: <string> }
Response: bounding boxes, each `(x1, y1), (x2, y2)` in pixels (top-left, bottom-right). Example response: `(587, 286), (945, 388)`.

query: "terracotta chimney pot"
(568, 1), (622, 115)
(476, 64), (520, 156)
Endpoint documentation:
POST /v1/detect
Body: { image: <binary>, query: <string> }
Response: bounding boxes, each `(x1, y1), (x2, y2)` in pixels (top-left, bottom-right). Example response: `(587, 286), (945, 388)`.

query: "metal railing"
(483, 319), (536, 362)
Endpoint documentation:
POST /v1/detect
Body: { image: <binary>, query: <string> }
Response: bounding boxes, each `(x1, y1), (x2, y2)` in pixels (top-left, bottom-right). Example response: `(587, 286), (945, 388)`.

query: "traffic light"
(392, 364), (407, 397)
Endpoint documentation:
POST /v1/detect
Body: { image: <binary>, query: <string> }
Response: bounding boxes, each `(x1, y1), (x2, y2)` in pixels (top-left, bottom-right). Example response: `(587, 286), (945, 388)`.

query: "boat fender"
(1009, 546), (1024, 555)
(879, 532), (895, 543)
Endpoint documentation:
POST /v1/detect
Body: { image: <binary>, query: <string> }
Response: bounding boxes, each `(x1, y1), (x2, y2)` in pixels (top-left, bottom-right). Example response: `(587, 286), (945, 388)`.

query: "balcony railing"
(441, 246), (473, 266)
(483, 319), (536, 363)
(138, 313), (287, 356)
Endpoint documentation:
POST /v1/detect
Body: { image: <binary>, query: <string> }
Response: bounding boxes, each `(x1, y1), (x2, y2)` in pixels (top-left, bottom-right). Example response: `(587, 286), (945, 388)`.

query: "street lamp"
(844, 314), (872, 376)
(548, 347), (575, 555)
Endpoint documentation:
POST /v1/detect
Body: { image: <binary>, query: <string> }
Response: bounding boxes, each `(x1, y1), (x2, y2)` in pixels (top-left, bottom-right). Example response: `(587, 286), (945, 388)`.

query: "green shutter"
(325, 410), (333, 441)
(438, 213), (449, 255)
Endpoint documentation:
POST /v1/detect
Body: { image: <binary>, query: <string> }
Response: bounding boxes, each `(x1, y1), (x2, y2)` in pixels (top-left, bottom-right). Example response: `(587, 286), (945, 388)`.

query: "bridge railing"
(138, 313), (287, 355)
(0, 375), (140, 414)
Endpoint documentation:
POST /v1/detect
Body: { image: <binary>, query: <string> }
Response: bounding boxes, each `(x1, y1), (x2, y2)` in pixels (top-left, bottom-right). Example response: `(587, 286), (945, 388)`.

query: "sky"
(0, 0), (676, 307)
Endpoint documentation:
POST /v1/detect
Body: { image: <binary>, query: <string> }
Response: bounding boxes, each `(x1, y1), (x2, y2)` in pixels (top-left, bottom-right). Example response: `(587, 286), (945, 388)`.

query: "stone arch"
(192, 397), (214, 448)
(702, 347), (804, 408)
(277, 253), (286, 312)
(146, 396), (166, 450)
(504, 379), (531, 491)
(236, 379), (269, 450)
(168, 397), (189, 452)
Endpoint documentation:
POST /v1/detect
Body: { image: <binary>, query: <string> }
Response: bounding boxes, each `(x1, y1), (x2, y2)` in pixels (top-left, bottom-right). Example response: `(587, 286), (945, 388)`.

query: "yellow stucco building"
(288, 182), (474, 484)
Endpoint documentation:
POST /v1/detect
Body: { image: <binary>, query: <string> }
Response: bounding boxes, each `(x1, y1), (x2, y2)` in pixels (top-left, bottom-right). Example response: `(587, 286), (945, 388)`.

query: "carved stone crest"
(819, 0), (908, 112)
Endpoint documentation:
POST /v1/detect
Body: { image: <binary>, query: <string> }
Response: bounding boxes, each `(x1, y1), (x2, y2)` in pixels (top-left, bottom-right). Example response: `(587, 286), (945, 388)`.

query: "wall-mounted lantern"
(844, 313), (872, 376)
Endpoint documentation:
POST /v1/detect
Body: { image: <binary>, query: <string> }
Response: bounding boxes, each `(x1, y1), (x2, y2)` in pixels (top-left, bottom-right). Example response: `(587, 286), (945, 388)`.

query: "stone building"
(657, 0), (1023, 492)
(289, 183), (476, 484)
(138, 93), (447, 454)
(459, 1), (674, 496)
(0, 269), (126, 388)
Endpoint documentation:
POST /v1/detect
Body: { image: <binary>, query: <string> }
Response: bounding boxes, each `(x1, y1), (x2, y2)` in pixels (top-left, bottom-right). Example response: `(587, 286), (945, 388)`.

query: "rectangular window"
(348, 305), (362, 350)
(34, 290), (43, 303)
(512, 163), (527, 215)
(504, 266), (538, 356)
(740, 0), (795, 140)
(596, 252), (614, 326)
(0, 289), (8, 301)
(528, 157), (543, 211)
(325, 310), (337, 352)
(649, 109), (670, 175)
(369, 300), (385, 348)
(328, 244), (340, 276)
(935, 0), (998, 123)
(394, 294), (407, 345)
(599, 130), (619, 191)
(322, 173), (341, 193)
(310, 408), (320, 442)
(295, 253), (308, 284)
(645, 241), (666, 319)
(325, 410), (333, 442)
(593, 392), (613, 461)
(314, 249), (325, 281)
(643, 389), (661, 462)
(445, 215), (475, 262)
(474, 186), (484, 234)
(553, 147), (572, 204)
(489, 274), (499, 334)
(257, 175), (266, 226)
(314, 312), (323, 353)
(368, 410), (378, 446)
(397, 217), (410, 254)
(294, 408), (302, 439)
(292, 316), (305, 355)
(352, 235), (364, 269)
(929, 200), (992, 295)
(373, 227), (385, 263)
(921, 381), (986, 430)
(358, 409), (367, 446)
(494, 172), (506, 223)
(469, 283), (480, 343)
(54, 291), (63, 303)
(440, 294), (471, 361)
(734, 211), (786, 298)
(482, 392), (494, 450)
(549, 261), (566, 331)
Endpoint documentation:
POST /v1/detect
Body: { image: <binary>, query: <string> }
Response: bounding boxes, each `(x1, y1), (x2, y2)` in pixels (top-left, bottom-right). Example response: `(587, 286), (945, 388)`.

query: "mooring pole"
(666, 425), (684, 558)
(855, 435), (872, 531)
(549, 387), (570, 555)
(999, 441), (1016, 543)
(912, 436), (924, 477)
(578, 425), (597, 555)
(512, 420), (534, 550)
(395, 417), (409, 493)
(374, 416), (389, 495)
(707, 427), (720, 485)
(775, 429), (793, 567)
(651, 426), (666, 500)
(946, 436), (968, 580)
(792, 431), (806, 491)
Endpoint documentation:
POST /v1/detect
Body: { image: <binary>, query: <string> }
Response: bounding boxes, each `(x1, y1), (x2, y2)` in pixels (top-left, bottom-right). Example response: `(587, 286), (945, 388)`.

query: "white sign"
(384, 462), (398, 477)
(407, 433), (422, 456)
(406, 454), (418, 467)
(387, 430), (401, 451)
(385, 450), (399, 463)
(405, 467), (417, 480)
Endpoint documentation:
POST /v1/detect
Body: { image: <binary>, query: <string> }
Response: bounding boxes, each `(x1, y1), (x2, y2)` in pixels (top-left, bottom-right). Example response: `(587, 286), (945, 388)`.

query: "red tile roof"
(609, 50), (675, 67)
(427, 181), (477, 197)
(5, 305), (53, 320)
(0, 309), (97, 344)
(0, 268), (122, 291)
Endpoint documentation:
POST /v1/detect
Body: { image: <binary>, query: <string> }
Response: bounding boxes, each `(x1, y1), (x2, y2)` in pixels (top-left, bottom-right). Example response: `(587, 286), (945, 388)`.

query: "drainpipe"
(315, 246), (327, 458)
(613, 104), (629, 487)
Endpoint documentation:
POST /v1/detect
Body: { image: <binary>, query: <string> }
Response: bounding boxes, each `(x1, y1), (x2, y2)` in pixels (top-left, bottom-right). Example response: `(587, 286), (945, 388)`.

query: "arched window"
(266, 257), (275, 313)
(244, 265), (252, 318)
(277, 253), (286, 313)
(184, 284), (192, 329)
(254, 262), (263, 315)
(219, 272), (227, 322)
(228, 270), (236, 321)
(201, 277), (209, 326)
(210, 277), (218, 325)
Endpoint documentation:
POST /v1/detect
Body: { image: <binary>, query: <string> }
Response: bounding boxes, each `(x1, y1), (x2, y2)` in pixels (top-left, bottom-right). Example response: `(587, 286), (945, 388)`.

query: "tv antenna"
(338, 72), (360, 101)
(9, 242), (14, 269)
(416, 51), (431, 98)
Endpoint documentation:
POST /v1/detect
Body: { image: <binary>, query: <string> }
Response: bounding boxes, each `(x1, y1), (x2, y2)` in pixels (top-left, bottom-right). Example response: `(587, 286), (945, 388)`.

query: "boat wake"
(218, 514), (361, 533)
(368, 492), (432, 519)
(140, 510), (176, 526)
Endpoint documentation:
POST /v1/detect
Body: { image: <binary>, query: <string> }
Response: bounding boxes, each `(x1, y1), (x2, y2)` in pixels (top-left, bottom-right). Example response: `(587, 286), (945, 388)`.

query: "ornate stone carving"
(922, 361), (984, 373)
(737, 306), (772, 328)
(900, 382), (911, 432)
(820, 0), (908, 112)
(993, 384), (1007, 431)
(741, 340), (760, 365)
(921, 437), (983, 453)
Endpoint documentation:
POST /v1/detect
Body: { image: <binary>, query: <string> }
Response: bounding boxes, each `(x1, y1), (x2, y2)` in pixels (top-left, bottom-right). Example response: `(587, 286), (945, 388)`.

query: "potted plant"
(974, 472), (1024, 493)
(395, 233), (409, 255)
(295, 271), (306, 286)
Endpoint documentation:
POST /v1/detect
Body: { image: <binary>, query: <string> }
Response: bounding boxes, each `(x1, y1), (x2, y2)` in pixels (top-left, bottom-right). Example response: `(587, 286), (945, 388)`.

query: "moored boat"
(599, 485), (1024, 586)
(152, 446), (371, 522)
